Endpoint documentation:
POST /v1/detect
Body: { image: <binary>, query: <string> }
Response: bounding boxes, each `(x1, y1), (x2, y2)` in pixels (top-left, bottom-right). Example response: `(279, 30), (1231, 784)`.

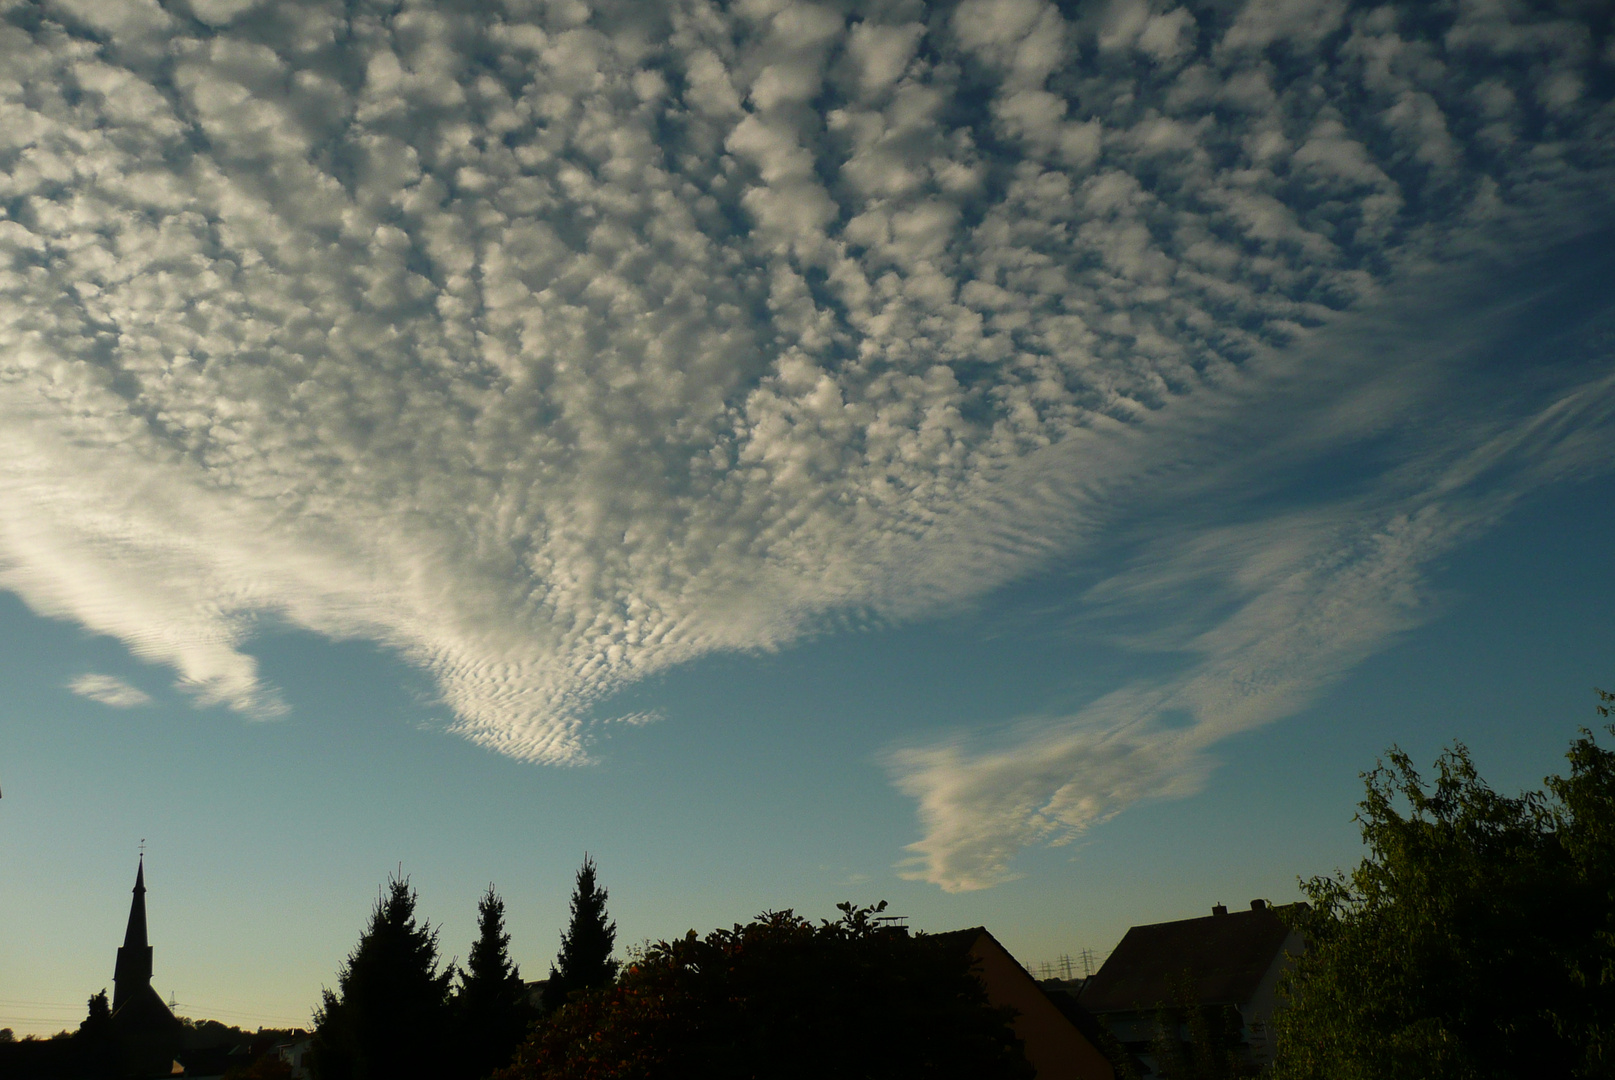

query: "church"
(108, 856), (186, 1077)
(0, 857), (187, 1079)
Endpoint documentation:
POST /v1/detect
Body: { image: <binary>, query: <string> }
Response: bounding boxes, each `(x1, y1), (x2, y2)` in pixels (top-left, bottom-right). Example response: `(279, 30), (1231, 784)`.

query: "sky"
(2, 0), (1613, 1037)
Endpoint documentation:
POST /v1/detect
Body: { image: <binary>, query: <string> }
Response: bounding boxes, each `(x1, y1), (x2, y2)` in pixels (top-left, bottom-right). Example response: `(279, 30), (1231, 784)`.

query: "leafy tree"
(457, 885), (535, 1079)
(73, 988), (118, 1075)
(76, 990), (112, 1041)
(541, 857), (618, 1012)
(499, 902), (1035, 1080)
(1146, 992), (1257, 1080)
(311, 875), (455, 1080)
(1271, 710), (1615, 1079)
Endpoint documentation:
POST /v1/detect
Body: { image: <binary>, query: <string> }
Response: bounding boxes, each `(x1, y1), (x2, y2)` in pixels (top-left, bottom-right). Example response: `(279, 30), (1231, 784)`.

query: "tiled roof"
(1078, 904), (1301, 1014)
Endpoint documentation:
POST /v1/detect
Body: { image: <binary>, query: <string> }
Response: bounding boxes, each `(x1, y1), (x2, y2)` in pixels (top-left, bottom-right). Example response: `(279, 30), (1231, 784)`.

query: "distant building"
(273, 1034), (313, 1079)
(936, 927), (1118, 1080)
(523, 979), (550, 1013)
(1078, 900), (1305, 1076)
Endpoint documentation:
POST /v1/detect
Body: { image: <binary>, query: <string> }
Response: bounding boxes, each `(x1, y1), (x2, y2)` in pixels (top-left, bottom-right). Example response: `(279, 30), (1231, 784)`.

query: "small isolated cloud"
(69, 674), (152, 709)
(607, 711), (664, 727)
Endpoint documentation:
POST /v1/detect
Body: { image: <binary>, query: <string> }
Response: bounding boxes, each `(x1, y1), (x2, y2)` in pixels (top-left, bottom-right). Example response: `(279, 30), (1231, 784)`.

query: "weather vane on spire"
(139, 838), (146, 857)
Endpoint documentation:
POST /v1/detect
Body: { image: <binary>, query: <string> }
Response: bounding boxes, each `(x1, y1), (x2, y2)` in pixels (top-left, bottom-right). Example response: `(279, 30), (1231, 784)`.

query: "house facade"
(1078, 900), (1305, 1075)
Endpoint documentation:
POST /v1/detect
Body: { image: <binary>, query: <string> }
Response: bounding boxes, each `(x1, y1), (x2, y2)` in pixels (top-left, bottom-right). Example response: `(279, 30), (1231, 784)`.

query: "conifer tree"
(456, 885), (534, 1080)
(541, 857), (618, 1012)
(312, 875), (454, 1080)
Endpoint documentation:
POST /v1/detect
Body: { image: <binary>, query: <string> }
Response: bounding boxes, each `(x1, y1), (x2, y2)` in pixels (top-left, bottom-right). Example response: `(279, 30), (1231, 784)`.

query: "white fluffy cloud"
(0, 0), (1611, 882)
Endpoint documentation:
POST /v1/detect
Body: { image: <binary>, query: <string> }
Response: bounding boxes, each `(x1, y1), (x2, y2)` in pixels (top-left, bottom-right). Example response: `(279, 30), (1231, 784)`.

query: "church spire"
(112, 855), (153, 1013)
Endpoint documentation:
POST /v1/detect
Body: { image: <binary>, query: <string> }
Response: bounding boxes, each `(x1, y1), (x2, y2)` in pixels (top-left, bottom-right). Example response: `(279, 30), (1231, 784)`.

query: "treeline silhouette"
(306, 859), (1031, 1080)
(1, 1008), (304, 1080)
(304, 698), (1615, 1080)
(308, 856), (618, 1080)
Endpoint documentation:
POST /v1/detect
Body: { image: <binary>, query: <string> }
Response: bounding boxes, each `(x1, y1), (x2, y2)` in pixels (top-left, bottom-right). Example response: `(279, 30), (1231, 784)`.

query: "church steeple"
(112, 856), (154, 1013)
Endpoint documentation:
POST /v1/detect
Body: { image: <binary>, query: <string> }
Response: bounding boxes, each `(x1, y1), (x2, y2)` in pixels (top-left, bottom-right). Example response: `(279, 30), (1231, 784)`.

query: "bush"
(499, 902), (1034, 1080)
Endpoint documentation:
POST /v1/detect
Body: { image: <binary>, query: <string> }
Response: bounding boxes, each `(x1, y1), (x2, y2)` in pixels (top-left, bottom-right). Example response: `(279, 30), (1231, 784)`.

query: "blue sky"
(2, 0), (1613, 1036)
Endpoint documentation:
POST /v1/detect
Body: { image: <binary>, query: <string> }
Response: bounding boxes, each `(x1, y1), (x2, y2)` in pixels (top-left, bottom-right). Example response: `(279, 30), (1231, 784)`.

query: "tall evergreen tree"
(541, 857), (618, 1012)
(311, 875), (454, 1080)
(456, 885), (534, 1080)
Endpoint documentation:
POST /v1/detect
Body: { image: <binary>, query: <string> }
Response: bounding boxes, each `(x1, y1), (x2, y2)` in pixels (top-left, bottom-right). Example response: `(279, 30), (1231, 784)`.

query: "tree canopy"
(1271, 706), (1615, 1079)
(311, 875), (455, 1080)
(500, 902), (1034, 1080)
(457, 885), (535, 1080)
(541, 857), (618, 1013)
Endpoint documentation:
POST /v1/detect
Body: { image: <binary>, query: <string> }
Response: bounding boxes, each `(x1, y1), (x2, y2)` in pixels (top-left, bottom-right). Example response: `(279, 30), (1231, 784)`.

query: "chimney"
(1250, 899), (1267, 911)
(1211, 903), (1228, 917)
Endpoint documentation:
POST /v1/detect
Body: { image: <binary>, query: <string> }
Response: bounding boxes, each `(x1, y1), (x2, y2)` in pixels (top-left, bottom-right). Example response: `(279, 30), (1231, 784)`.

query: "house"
(936, 927), (1118, 1080)
(272, 1034), (313, 1079)
(1078, 901), (1304, 1075)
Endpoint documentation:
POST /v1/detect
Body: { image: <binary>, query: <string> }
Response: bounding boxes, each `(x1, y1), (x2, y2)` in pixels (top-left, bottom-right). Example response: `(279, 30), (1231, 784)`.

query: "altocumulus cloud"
(1, 0), (1612, 886)
(69, 673), (152, 708)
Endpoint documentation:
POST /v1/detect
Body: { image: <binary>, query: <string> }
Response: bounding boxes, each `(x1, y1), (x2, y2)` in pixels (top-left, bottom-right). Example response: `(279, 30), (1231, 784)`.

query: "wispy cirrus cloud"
(889, 284), (1615, 890)
(0, 0), (1611, 882)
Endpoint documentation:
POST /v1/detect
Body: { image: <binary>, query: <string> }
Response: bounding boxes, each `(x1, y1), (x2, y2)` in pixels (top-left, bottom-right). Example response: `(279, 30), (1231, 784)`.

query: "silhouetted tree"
(311, 875), (454, 1080)
(501, 902), (1033, 1080)
(77, 990), (112, 1041)
(540, 857), (617, 1012)
(1271, 707), (1615, 1079)
(456, 885), (535, 1079)
(73, 988), (118, 1075)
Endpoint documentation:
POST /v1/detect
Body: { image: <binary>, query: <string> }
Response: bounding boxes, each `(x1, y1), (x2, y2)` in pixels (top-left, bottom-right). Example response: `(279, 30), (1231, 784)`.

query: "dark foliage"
(541, 858), (618, 1013)
(1272, 706), (1615, 1079)
(222, 1054), (295, 1080)
(499, 902), (1035, 1080)
(1146, 984), (1258, 1080)
(456, 885), (535, 1080)
(311, 875), (455, 1080)
(76, 992), (112, 1043)
(75, 990), (118, 1076)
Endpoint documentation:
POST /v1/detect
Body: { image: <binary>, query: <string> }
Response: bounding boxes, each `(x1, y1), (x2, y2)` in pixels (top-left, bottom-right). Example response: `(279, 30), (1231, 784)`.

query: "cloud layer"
(0, 0), (1611, 881)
